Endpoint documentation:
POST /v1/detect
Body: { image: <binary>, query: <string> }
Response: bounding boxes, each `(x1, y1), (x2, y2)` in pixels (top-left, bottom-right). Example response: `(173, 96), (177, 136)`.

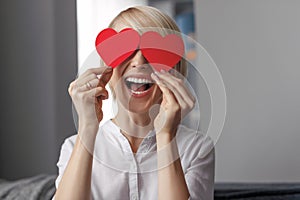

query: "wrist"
(156, 132), (175, 149)
(77, 123), (99, 151)
(156, 134), (179, 168)
(78, 121), (99, 134)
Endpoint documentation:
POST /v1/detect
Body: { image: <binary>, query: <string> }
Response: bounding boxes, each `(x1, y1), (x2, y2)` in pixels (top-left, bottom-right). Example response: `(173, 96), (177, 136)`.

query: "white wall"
(195, 0), (300, 182)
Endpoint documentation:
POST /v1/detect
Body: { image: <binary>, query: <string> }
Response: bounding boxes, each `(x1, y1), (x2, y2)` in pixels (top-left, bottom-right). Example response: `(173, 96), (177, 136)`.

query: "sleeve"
(54, 136), (76, 189)
(185, 136), (215, 200)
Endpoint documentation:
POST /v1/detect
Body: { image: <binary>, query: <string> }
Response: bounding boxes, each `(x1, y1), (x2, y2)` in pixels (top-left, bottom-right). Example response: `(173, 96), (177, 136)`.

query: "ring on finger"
(86, 81), (92, 89)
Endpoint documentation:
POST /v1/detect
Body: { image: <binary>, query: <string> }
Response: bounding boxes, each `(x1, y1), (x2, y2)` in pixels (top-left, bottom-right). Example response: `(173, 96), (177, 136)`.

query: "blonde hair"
(108, 6), (187, 77)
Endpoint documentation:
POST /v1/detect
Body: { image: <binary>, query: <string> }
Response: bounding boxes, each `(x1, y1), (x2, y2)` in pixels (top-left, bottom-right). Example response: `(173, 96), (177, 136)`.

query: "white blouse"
(55, 120), (215, 200)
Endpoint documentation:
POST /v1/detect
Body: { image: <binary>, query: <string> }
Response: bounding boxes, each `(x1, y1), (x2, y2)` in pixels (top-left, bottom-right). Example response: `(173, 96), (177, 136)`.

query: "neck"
(112, 103), (158, 153)
(113, 107), (154, 138)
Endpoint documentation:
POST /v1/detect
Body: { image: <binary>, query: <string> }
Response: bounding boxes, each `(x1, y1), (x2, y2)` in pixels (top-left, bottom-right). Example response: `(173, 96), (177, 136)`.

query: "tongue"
(131, 83), (147, 91)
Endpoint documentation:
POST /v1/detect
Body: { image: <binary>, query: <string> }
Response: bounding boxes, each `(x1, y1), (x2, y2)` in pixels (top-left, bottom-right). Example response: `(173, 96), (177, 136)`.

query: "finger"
(84, 86), (108, 100)
(75, 66), (109, 88)
(98, 68), (113, 87)
(75, 73), (98, 87)
(88, 78), (100, 88)
(157, 70), (194, 100)
(156, 73), (195, 116)
(80, 66), (111, 78)
(151, 73), (177, 105)
(76, 67), (113, 89)
(94, 87), (109, 99)
(153, 71), (185, 105)
(76, 78), (100, 92)
(68, 81), (76, 94)
(154, 71), (195, 108)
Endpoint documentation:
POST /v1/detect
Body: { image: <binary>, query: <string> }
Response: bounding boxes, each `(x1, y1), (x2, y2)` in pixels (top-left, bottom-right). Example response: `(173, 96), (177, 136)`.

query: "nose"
(128, 50), (147, 68)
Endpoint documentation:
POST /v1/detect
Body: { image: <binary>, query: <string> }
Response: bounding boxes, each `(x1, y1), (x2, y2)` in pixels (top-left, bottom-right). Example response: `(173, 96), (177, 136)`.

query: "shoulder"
(176, 125), (215, 163)
(60, 134), (77, 153)
(176, 126), (215, 199)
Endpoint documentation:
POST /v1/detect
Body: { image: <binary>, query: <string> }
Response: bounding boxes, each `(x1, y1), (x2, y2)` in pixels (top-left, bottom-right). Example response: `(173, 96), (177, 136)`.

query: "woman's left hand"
(151, 70), (195, 137)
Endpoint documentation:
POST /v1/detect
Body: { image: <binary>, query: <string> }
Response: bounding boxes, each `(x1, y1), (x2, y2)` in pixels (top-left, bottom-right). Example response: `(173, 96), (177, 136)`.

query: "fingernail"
(160, 69), (166, 73)
(106, 66), (113, 70)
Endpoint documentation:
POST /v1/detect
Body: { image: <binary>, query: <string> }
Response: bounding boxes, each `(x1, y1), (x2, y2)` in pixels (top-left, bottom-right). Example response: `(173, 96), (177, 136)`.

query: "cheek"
(108, 71), (123, 99)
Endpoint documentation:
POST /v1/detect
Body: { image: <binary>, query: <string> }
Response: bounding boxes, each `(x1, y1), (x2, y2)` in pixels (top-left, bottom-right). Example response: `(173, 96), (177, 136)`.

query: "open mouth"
(125, 77), (154, 96)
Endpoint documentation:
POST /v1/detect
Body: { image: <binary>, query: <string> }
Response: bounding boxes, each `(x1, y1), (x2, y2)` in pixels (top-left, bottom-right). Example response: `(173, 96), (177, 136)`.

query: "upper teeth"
(126, 77), (153, 84)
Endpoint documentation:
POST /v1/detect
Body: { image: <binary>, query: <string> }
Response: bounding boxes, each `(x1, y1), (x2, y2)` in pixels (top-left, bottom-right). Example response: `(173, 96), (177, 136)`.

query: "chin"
(116, 87), (162, 115)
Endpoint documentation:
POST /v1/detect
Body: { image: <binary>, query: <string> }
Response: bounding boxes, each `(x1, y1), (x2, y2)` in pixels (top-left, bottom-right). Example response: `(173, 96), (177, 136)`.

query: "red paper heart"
(95, 28), (140, 68)
(140, 31), (184, 71)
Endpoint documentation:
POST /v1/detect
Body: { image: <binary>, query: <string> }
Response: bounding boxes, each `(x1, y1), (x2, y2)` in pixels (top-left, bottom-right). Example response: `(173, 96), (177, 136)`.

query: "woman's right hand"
(68, 67), (113, 133)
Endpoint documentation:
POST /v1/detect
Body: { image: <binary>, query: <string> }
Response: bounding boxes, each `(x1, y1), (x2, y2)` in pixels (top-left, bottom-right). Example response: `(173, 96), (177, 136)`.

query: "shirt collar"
(104, 119), (156, 153)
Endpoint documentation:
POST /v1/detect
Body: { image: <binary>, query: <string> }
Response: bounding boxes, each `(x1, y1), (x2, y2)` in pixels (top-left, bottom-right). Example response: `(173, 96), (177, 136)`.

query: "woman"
(54, 6), (214, 200)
